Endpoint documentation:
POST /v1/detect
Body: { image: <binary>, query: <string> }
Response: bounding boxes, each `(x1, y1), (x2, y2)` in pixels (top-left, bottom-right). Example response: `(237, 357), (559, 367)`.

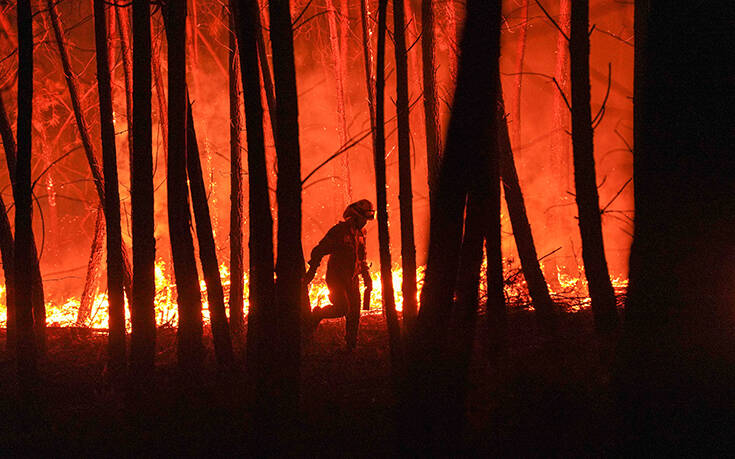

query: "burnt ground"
(0, 309), (622, 456)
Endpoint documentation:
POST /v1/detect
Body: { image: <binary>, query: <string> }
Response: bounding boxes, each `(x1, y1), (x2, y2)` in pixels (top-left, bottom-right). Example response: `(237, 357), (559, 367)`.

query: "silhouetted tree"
(618, 0), (735, 449)
(421, 0), (441, 207)
(569, 0), (618, 331)
(130, 0), (157, 382)
(374, 0), (402, 374)
(114, 5), (134, 167)
(403, 0), (501, 453)
(93, 0), (126, 375)
(0, 192), (14, 351)
(394, 0), (418, 333)
(15, 0), (37, 385)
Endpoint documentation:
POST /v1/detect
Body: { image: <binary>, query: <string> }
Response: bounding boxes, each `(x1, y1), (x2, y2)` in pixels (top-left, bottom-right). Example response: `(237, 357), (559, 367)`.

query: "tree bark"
(374, 0), (402, 375)
(0, 194), (15, 351)
(114, 5), (134, 167)
(130, 0), (157, 381)
(421, 0), (441, 208)
(232, 0), (275, 405)
(228, 9), (245, 334)
(94, 0), (126, 374)
(269, 0), (305, 441)
(569, 0), (618, 332)
(511, 0), (528, 153)
(15, 0), (37, 385)
(403, 1), (501, 453)
(359, 0), (376, 138)
(393, 0), (418, 334)
(77, 208), (105, 325)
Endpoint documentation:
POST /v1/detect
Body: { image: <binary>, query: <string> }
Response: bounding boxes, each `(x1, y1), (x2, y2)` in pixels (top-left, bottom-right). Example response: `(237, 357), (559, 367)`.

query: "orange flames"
(0, 260), (627, 329)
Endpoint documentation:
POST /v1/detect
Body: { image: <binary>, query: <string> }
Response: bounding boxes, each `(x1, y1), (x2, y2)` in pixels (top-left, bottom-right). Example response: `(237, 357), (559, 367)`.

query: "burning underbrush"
(0, 259), (627, 329)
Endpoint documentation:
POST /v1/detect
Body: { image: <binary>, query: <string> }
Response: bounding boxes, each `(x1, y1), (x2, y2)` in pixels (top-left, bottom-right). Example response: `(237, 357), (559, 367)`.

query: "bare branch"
(533, 0), (569, 41)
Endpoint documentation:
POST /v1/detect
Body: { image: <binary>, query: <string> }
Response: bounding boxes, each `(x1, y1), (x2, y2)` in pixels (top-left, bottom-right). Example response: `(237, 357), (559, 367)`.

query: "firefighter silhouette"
(305, 199), (374, 349)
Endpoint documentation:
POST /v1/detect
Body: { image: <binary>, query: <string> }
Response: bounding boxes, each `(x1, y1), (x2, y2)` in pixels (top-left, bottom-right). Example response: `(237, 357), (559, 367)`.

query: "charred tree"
(496, 82), (556, 324)
(254, 7), (277, 135)
(228, 9), (245, 334)
(269, 0), (305, 438)
(511, 0), (529, 152)
(421, 0), (441, 207)
(403, 1), (501, 453)
(94, 0), (126, 375)
(374, 0), (402, 373)
(569, 0), (618, 332)
(618, 0), (735, 448)
(359, 0), (376, 138)
(130, 0), (157, 381)
(77, 208), (105, 325)
(0, 194), (15, 351)
(15, 0), (37, 384)
(166, 0), (205, 372)
(233, 0), (275, 385)
(114, 5), (134, 167)
(393, 0), (418, 333)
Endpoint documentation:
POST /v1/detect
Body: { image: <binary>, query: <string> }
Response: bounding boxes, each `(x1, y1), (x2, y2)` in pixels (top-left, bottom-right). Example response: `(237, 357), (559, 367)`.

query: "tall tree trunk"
(0, 96), (45, 353)
(115, 5), (134, 167)
(569, 0), (618, 332)
(496, 82), (556, 323)
(403, 1), (501, 453)
(0, 194), (15, 351)
(77, 208), (105, 325)
(393, 0), (418, 334)
(232, 0), (275, 402)
(511, 0), (528, 153)
(359, 0), (376, 138)
(185, 96), (235, 369)
(228, 9), (245, 334)
(255, 8), (277, 135)
(166, 0), (205, 373)
(15, 0), (37, 386)
(152, 24), (168, 157)
(374, 0), (402, 375)
(94, 0), (126, 374)
(619, 0), (735, 448)
(421, 0), (441, 208)
(130, 0), (157, 381)
(269, 0), (305, 440)
(47, 0), (133, 298)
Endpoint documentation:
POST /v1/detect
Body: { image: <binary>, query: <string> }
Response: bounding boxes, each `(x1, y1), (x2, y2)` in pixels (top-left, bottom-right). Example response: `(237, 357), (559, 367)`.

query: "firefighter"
(305, 199), (375, 349)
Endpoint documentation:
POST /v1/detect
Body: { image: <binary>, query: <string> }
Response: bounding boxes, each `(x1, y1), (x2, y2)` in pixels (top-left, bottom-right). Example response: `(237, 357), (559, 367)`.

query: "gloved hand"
(362, 273), (372, 311)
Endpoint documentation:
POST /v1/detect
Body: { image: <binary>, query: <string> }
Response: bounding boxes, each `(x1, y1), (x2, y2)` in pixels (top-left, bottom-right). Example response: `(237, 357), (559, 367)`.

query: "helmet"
(343, 199), (375, 221)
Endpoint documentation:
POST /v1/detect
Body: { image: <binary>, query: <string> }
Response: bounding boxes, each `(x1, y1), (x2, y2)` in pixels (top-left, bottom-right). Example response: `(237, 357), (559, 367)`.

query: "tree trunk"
(130, 0), (157, 381)
(15, 0), (37, 386)
(393, 0), (418, 334)
(421, 0), (441, 208)
(232, 0), (275, 405)
(165, 0), (205, 373)
(374, 0), (402, 375)
(569, 0), (618, 332)
(228, 9), (245, 334)
(619, 0), (735, 448)
(152, 23), (168, 157)
(496, 82), (556, 323)
(114, 5), (134, 167)
(94, 0), (126, 374)
(77, 208), (105, 325)
(255, 8), (277, 135)
(359, 0), (376, 138)
(0, 96), (45, 353)
(403, 1), (501, 453)
(0, 194), (14, 351)
(511, 0), (528, 153)
(269, 0), (305, 441)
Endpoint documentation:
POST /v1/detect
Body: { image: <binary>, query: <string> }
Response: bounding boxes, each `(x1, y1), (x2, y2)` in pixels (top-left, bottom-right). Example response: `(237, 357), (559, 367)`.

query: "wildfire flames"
(0, 260), (627, 330)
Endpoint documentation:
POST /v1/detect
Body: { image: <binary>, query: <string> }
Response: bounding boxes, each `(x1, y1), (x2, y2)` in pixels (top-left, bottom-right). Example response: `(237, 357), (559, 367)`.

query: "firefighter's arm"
(358, 232), (372, 291)
(305, 225), (341, 284)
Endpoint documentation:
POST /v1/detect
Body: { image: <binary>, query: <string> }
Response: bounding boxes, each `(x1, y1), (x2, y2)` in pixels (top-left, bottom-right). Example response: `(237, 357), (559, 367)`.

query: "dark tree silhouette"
(0, 192), (14, 351)
(421, 0), (441, 208)
(374, 0), (402, 373)
(166, 0), (204, 372)
(403, 0), (501, 453)
(130, 0), (157, 381)
(232, 0), (275, 391)
(93, 0), (126, 375)
(15, 0), (37, 384)
(618, 0), (735, 448)
(269, 0), (305, 439)
(569, 0), (618, 332)
(228, 8), (245, 334)
(393, 0), (418, 333)
(114, 5), (134, 167)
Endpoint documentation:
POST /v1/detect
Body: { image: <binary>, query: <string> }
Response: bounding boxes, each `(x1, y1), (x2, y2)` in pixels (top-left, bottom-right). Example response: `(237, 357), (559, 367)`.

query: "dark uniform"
(307, 200), (374, 348)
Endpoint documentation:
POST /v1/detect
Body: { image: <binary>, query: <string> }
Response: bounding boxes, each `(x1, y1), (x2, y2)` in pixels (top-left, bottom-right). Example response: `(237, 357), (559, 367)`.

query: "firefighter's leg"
(345, 282), (361, 349)
(311, 283), (349, 328)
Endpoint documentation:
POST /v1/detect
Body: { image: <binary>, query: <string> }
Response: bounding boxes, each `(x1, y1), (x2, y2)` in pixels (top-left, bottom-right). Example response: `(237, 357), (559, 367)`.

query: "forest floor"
(0, 307), (622, 456)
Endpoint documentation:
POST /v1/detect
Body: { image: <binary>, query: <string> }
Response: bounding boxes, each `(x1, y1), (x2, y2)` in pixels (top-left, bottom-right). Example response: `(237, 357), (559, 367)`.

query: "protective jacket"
(309, 221), (369, 284)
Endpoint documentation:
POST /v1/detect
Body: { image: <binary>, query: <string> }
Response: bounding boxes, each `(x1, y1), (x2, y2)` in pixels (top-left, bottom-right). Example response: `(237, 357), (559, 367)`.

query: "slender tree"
(15, 0), (37, 385)
(421, 0), (441, 207)
(130, 0), (156, 381)
(77, 208), (105, 324)
(114, 5), (134, 167)
(511, 0), (529, 152)
(569, 0), (618, 331)
(228, 9), (245, 333)
(94, 0), (126, 374)
(374, 0), (402, 373)
(0, 193), (15, 351)
(403, 0), (501, 452)
(393, 0), (418, 332)
(269, 0), (305, 438)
